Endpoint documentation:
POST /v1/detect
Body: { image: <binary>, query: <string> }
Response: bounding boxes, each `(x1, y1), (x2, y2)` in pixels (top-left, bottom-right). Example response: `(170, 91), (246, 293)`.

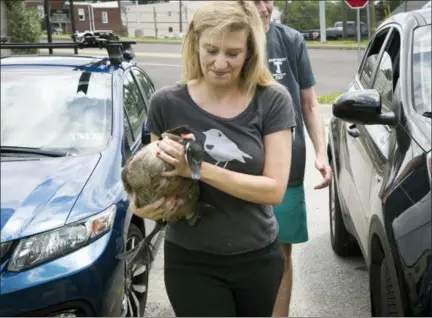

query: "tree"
(4, 0), (42, 54)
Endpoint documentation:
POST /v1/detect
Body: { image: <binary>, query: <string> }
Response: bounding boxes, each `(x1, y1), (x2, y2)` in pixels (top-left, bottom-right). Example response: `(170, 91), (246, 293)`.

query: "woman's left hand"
(156, 134), (194, 178)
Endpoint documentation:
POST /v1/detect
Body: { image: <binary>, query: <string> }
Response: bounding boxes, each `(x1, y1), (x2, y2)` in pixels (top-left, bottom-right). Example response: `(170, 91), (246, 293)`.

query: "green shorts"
(273, 183), (309, 244)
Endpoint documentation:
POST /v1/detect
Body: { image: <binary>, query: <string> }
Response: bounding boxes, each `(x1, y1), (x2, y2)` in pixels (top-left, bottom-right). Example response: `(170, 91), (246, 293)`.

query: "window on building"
(102, 11), (108, 24)
(78, 8), (85, 21)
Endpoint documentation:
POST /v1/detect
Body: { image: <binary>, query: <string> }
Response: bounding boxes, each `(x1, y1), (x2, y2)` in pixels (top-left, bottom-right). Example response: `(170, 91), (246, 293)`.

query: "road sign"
(345, 0), (368, 9)
(345, 0), (368, 62)
(50, 9), (69, 24)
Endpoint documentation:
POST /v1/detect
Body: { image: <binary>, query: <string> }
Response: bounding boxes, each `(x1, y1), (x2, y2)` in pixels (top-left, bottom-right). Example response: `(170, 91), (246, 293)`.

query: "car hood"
(1, 154), (100, 242)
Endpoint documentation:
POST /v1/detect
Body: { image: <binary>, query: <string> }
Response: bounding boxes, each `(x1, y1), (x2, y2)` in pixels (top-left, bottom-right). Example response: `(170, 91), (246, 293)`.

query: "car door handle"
(347, 124), (360, 138)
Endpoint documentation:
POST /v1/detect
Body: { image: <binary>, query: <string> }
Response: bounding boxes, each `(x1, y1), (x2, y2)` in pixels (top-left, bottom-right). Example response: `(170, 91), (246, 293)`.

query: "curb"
(40, 37), (366, 50)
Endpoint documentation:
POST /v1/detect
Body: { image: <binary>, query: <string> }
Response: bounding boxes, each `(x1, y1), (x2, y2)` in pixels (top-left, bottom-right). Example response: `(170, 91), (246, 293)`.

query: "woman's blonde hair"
(181, 0), (276, 96)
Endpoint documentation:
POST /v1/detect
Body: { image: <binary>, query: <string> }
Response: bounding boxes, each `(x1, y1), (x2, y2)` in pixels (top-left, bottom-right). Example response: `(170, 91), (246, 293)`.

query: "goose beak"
(185, 140), (205, 181)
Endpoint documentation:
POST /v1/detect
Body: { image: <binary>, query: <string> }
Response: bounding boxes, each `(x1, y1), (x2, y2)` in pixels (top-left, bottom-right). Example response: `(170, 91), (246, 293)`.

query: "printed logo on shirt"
(268, 57), (287, 81)
(202, 129), (252, 168)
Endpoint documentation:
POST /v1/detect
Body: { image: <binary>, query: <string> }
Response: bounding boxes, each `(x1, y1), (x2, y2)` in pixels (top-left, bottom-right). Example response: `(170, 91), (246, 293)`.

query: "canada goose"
(117, 125), (204, 265)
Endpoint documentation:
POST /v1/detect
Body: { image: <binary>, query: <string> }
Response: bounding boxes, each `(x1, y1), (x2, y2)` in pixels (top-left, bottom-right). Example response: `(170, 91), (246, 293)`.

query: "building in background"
(24, 0), (124, 35)
(125, 0), (282, 39)
(68, 1), (123, 35)
(125, 0), (205, 38)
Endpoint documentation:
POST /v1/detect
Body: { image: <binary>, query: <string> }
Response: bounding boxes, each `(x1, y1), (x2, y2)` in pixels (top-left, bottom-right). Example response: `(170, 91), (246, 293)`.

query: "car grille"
(0, 241), (13, 263)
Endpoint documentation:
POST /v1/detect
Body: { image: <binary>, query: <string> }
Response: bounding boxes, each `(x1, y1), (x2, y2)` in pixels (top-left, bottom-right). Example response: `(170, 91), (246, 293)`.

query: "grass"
(317, 92), (342, 104)
(307, 39), (368, 48)
(42, 34), (367, 48)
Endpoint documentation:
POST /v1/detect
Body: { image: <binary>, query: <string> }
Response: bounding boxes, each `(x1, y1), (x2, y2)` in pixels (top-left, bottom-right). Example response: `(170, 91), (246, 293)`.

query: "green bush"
(5, 0), (42, 54)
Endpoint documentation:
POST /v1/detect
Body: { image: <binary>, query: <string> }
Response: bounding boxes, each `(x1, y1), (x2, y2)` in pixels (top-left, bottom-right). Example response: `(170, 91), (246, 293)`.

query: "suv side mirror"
(332, 89), (398, 127)
(141, 119), (151, 145)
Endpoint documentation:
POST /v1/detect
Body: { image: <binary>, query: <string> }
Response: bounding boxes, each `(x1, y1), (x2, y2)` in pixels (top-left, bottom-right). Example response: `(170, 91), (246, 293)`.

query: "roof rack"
(0, 30), (137, 66)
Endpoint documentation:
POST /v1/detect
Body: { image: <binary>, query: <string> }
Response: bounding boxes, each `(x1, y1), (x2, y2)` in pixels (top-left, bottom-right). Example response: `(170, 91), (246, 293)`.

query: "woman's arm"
(200, 129), (292, 205)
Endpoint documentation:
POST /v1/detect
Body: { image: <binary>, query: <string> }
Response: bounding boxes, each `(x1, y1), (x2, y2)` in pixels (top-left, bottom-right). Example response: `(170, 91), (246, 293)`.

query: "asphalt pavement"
(38, 41), (361, 97)
(129, 42), (362, 97)
(136, 44), (371, 317)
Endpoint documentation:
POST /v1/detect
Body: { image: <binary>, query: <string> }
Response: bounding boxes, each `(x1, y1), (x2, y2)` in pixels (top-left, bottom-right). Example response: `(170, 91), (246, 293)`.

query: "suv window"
(371, 29), (401, 112)
(412, 25), (431, 115)
(132, 69), (155, 103)
(123, 71), (146, 140)
(360, 28), (391, 88)
(372, 52), (394, 112)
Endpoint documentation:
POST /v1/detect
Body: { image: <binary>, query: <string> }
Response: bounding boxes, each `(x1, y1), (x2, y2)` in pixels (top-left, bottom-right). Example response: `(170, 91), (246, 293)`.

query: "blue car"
(0, 34), (159, 317)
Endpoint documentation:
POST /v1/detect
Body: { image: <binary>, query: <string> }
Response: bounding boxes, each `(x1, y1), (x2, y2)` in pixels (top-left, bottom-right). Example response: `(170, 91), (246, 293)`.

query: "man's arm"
(301, 87), (327, 158)
(296, 36), (332, 189)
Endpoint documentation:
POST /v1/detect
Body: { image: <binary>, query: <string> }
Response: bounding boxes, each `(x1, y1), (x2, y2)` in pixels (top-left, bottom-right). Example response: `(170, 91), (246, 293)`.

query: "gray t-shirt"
(266, 23), (317, 186)
(146, 83), (296, 255)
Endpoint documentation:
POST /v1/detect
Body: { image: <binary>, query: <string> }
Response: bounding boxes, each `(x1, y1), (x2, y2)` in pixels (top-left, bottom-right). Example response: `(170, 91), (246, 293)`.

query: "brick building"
(24, 0), (124, 35)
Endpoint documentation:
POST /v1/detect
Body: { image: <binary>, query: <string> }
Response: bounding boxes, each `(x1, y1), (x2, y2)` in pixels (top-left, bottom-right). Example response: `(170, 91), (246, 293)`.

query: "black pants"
(164, 239), (284, 317)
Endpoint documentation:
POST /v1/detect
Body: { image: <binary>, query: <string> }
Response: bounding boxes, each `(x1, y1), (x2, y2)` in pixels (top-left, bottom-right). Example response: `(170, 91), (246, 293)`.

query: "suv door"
(362, 27), (402, 233)
(341, 26), (394, 249)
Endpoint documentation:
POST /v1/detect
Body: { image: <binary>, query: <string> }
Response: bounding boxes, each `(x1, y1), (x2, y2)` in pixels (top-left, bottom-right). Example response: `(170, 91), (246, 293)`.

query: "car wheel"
(329, 169), (359, 257)
(122, 223), (149, 317)
(377, 256), (404, 316)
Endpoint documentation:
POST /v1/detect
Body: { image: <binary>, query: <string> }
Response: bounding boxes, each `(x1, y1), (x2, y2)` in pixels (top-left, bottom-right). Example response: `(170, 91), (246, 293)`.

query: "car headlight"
(7, 205), (116, 272)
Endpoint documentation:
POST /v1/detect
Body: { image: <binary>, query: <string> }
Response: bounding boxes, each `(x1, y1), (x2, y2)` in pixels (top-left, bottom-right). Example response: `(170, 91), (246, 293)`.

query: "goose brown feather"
(121, 138), (200, 225)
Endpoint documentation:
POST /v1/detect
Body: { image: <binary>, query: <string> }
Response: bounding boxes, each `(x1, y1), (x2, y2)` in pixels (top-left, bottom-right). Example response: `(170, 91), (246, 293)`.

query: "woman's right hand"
(132, 196), (178, 221)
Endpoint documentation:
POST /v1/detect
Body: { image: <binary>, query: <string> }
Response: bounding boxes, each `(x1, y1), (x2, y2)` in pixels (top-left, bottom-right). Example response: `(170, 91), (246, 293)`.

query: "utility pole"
(341, 0), (347, 40)
(319, 0), (326, 43)
(179, 0), (182, 33)
(283, 0), (288, 25)
(370, 0), (376, 34)
(44, 0), (53, 54)
(366, 0), (371, 39)
(69, 0), (78, 54)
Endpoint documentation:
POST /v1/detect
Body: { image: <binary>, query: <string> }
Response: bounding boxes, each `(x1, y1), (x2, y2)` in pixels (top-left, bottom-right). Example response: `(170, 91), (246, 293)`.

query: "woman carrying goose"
(126, 1), (296, 316)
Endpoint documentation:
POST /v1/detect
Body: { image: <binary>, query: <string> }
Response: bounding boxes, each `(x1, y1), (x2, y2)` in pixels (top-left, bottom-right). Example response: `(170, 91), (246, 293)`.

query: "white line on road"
(140, 62), (182, 68)
(79, 50), (181, 58)
(38, 49), (182, 58)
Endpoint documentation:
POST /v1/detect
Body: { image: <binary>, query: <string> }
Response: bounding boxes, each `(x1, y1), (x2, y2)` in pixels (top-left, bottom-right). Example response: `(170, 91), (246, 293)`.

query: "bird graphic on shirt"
(202, 129), (252, 168)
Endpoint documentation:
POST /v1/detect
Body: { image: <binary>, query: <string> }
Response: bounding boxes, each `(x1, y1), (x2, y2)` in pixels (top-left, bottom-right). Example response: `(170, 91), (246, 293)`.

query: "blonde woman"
(133, 1), (296, 316)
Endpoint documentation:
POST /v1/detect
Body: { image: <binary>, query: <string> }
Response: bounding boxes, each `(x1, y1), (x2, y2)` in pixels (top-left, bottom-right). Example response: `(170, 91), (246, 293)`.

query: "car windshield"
(1, 68), (113, 154)
(412, 24), (431, 115)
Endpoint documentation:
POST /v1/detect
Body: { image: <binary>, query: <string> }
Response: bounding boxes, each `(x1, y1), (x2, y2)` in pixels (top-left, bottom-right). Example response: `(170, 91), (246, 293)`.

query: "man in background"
(252, 1), (332, 316)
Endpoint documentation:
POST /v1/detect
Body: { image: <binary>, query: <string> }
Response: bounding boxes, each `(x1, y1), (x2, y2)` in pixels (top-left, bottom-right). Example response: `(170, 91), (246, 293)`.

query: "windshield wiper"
(422, 111), (432, 118)
(0, 146), (69, 157)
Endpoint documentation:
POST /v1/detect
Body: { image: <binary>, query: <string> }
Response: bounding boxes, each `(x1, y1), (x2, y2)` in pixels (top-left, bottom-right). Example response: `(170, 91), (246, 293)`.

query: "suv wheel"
(329, 167), (360, 257)
(122, 223), (149, 317)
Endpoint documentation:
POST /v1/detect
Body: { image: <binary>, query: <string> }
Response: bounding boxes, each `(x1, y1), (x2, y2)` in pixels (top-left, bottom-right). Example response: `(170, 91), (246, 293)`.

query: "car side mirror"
(141, 119), (151, 145)
(332, 89), (398, 127)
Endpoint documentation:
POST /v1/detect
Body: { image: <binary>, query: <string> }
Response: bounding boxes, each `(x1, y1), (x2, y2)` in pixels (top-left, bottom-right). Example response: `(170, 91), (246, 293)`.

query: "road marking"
(139, 62), (182, 68)
(38, 49), (181, 58)
(76, 50), (181, 59)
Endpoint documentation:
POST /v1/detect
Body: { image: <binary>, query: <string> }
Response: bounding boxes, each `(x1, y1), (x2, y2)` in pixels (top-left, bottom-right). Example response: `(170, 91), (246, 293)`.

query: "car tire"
(329, 169), (359, 257)
(123, 223), (149, 317)
(376, 255), (404, 316)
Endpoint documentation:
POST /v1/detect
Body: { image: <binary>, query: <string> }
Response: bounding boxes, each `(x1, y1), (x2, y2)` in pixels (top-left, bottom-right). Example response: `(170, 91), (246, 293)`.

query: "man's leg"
(273, 243), (293, 317)
(272, 183), (308, 317)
